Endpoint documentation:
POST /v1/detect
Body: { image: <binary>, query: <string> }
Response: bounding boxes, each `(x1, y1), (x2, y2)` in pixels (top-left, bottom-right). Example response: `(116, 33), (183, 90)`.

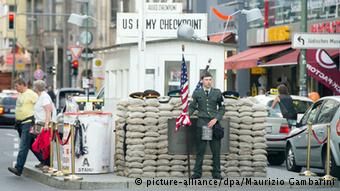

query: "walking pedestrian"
(8, 78), (38, 176)
(32, 80), (57, 171)
(189, 72), (225, 179)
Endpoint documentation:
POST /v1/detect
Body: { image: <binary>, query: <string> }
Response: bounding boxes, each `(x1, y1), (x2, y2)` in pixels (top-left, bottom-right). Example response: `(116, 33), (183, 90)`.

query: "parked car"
(286, 96), (340, 179)
(254, 94), (313, 165)
(56, 88), (85, 113)
(0, 93), (17, 128)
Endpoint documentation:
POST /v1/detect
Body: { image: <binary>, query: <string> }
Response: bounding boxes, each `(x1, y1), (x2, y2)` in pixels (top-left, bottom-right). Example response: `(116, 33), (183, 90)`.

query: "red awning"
(225, 44), (291, 70)
(261, 49), (340, 67)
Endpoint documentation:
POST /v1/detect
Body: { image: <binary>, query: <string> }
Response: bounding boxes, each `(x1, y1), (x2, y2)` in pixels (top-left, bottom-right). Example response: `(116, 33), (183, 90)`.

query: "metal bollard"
(46, 123), (57, 174)
(64, 124), (83, 181)
(320, 124), (337, 181)
(300, 122), (316, 176)
(52, 123), (65, 177)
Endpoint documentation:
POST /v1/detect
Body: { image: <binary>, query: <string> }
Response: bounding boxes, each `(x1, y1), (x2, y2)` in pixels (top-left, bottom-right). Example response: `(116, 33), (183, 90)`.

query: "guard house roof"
(93, 38), (237, 52)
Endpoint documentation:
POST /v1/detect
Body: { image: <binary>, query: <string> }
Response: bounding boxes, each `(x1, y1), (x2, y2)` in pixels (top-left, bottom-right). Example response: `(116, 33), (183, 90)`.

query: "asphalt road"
(0, 128), (339, 191)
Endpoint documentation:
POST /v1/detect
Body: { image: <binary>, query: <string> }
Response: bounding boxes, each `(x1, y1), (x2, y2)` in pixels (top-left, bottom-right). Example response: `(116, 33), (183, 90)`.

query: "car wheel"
(323, 151), (340, 179)
(268, 152), (285, 166)
(286, 144), (302, 172)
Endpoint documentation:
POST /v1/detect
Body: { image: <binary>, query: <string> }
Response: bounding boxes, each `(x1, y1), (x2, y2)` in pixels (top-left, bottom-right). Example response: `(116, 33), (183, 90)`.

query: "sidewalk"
(23, 162), (340, 190)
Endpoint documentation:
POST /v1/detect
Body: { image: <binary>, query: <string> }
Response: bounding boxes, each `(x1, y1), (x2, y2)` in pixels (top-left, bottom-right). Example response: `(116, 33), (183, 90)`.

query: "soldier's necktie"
(205, 90), (209, 97)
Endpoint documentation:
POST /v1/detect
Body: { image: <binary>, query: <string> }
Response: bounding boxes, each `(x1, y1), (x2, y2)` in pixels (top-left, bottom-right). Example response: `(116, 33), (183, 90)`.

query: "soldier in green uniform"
(189, 72), (225, 179)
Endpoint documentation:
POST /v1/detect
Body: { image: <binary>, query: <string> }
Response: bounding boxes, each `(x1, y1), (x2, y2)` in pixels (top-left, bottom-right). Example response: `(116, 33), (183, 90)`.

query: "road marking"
(14, 138), (19, 142)
(13, 151), (18, 157)
(12, 161), (16, 168)
(14, 143), (19, 149)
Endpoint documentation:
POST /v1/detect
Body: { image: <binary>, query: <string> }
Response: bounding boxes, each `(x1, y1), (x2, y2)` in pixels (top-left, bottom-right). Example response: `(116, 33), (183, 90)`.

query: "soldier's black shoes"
(8, 167), (21, 176)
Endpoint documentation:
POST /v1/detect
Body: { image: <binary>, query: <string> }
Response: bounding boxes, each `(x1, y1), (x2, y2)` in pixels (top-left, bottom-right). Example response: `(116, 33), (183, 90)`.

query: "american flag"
(175, 54), (191, 131)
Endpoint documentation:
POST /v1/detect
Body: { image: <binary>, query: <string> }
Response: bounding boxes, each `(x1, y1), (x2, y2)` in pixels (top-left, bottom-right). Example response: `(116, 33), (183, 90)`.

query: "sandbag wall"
(114, 97), (268, 178)
(223, 98), (268, 177)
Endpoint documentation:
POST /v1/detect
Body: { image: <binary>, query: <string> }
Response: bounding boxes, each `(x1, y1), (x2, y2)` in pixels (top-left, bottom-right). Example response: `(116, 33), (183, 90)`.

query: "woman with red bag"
(31, 80), (57, 172)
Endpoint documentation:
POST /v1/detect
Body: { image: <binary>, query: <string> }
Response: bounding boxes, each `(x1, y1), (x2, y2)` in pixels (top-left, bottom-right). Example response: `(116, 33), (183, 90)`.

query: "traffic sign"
(292, 33), (340, 49)
(15, 58), (25, 71)
(34, 69), (44, 80)
(81, 48), (94, 60)
(69, 45), (83, 59)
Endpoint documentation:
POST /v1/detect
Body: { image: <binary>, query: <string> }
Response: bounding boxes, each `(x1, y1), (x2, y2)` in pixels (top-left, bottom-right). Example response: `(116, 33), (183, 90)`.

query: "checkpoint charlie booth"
(93, 39), (270, 178)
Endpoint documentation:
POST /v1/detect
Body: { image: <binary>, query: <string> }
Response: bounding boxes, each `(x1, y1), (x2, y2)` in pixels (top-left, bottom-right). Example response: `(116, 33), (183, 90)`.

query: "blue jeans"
(15, 123), (49, 173)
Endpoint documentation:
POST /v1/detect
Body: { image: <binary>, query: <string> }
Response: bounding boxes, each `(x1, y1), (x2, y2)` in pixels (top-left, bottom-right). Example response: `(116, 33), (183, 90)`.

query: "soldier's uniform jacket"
(188, 88), (225, 127)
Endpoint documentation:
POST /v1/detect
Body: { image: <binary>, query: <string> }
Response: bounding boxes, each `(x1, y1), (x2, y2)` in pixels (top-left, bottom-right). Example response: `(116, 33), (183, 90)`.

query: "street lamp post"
(68, 3), (97, 102)
(218, 5), (263, 95)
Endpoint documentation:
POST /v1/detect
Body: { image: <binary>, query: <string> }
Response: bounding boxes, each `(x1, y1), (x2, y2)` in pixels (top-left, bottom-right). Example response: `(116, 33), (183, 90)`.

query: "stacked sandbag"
(142, 99), (160, 177)
(114, 99), (129, 176)
(156, 101), (173, 176)
(237, 98), (256, 177)
(223, 98), (240, 177)
(125, 98), (146, 178)
(252, 103), (268, 177)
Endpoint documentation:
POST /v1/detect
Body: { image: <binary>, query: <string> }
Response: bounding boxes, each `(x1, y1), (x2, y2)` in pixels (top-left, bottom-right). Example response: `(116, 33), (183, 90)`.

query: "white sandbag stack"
(224, 98), (240, 177)
(125, 98), (146, 178)
(156, 101), (173, 177)
(142, 98), (160, 177)
(252, 103), (268, 177)
(237, 98), (255, 177)
(115, 99), (129, 176)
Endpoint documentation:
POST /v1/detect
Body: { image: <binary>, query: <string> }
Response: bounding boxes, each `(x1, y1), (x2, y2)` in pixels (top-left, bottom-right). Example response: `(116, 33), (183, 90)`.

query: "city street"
(0, 1), (339, 190)
(1, 128), (339, 191)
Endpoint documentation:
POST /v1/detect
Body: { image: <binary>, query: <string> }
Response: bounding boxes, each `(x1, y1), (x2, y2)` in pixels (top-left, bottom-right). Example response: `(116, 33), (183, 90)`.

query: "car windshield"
(267, 99), (312, 116)
(0, 97), (17, 106)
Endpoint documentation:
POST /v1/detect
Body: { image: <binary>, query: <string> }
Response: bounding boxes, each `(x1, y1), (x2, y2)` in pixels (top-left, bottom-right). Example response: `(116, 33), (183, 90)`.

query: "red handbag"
(32, 128), (51, 160)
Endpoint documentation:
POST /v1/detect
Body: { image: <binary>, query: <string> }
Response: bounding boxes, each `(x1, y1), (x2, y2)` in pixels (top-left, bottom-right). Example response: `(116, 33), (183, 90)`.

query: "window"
(111, 0), (118, 23)
(300, 101), (323, 126)
(316, 100), (340, 124)
(9, 5), (16, 12)
(293, 100), (313, 114)
(164, 61), (190, 96)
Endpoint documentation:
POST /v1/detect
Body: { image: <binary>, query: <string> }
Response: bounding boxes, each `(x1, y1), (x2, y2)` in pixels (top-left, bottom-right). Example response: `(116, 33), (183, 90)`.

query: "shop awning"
(225, 44), (291, 70)
(260, 49), (340, 67)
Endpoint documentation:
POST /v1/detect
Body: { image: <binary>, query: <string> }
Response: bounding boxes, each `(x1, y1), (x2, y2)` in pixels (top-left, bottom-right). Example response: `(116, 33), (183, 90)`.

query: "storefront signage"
(306, 49), (340, 95)
(292, 33), (340, 49)
(267, 25), (290, 42)
(146, 3), (182, 13)
(117, 13), (207, 38)
(310, 20), (340, 33)
(251, 67), (266, 75)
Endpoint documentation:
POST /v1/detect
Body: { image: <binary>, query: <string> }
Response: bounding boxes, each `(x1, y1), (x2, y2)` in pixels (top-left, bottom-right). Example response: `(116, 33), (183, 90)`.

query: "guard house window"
(164, 61), (190, 96)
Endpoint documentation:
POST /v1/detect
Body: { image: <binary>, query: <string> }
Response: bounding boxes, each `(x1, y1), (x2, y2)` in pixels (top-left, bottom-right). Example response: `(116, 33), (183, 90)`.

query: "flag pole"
(182, 44), (191, 178)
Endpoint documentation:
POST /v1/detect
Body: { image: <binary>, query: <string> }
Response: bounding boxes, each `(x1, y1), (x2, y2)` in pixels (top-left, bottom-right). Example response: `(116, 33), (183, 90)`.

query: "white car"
(286, 96), (340, 179)
(254, 95), (313, 165)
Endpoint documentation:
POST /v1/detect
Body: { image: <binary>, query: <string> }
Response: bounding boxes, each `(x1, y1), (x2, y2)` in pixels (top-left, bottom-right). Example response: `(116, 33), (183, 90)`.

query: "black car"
(0, 94), (17, 128)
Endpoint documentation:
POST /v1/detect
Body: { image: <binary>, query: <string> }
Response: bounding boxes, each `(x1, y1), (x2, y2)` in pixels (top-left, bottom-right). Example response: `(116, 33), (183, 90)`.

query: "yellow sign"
(15, 58), (25, 71)
(267, 26), (290, 42)
(270, 88), (279, 95)
(251, 67), (266, 75)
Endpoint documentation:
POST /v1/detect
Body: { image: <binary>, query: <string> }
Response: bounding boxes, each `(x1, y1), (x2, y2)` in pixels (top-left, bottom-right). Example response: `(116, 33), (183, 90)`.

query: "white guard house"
(95, 38), (237, 113)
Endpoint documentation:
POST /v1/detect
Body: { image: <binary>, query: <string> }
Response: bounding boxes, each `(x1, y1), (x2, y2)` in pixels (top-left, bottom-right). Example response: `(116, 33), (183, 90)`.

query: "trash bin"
(62, 111), (113, 174)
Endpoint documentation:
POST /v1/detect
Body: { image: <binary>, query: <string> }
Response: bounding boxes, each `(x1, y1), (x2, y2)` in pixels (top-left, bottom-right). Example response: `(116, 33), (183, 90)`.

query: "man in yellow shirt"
(8, 78), (38, 176)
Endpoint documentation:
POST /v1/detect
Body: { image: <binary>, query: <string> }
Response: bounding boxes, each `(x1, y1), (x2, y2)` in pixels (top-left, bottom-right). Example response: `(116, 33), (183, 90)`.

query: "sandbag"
(145, 99), (160, 107)
(128, 112), (145, 118)
(127, 106), (145, 112)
